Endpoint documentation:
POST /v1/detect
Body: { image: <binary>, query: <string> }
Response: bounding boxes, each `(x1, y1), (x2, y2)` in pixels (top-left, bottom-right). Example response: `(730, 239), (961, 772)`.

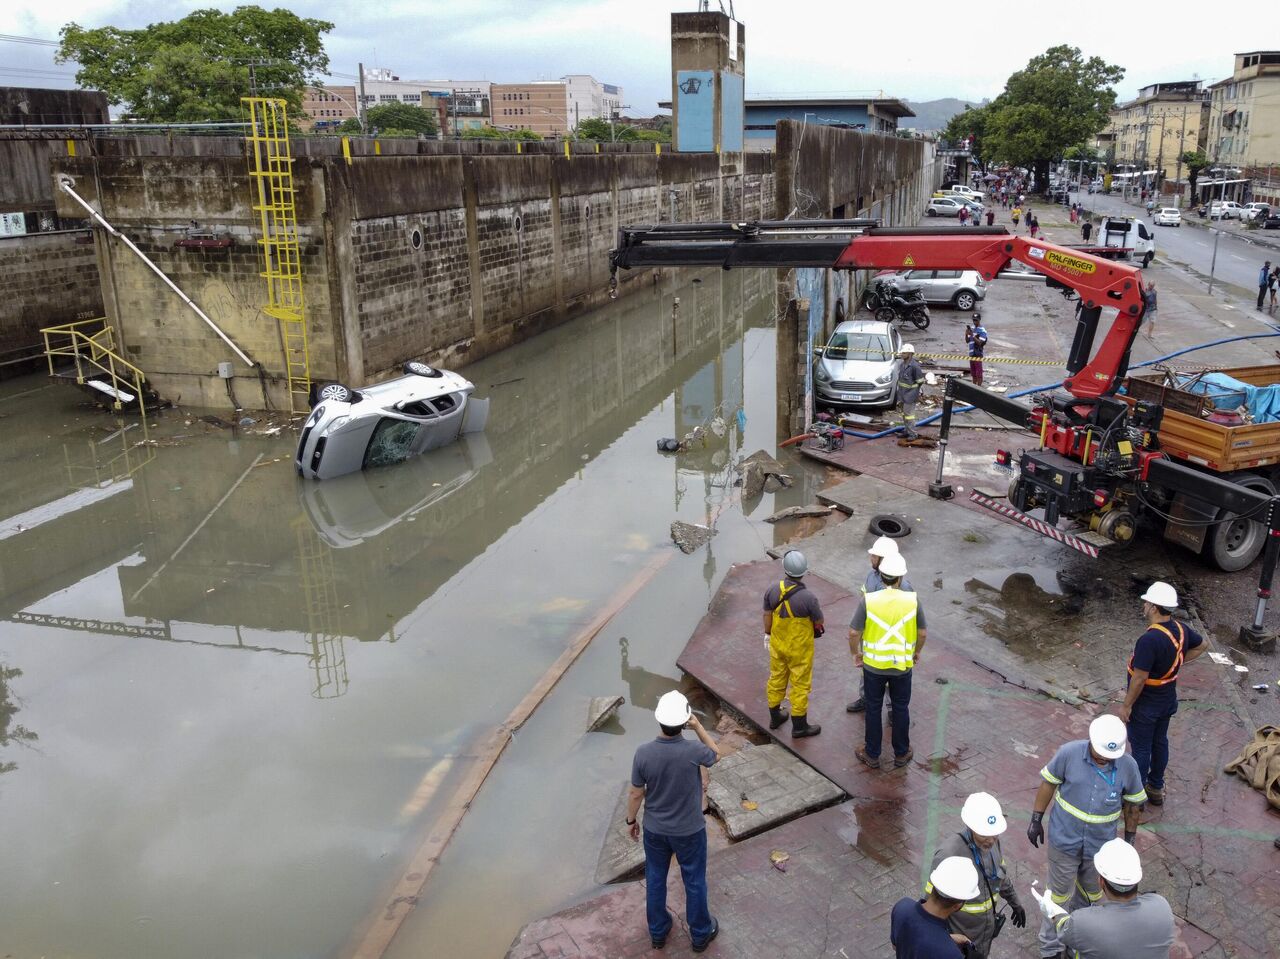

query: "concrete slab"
(594, 782), (646, 886)
(586, 695), (625, 732)
(705, 742), (843, 840)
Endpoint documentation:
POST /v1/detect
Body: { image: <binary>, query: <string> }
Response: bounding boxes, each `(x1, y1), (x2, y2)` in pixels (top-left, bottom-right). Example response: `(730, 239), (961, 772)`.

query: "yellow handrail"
(41, 318), (149, 417)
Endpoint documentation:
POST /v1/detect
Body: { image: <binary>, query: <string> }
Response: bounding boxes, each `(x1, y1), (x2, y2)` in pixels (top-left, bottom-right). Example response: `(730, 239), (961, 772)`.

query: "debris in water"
(738, 450), (788, 499)
(586, 695), (625, 732)
(670, 521), (716, 554)
(238, 416), (257, 426)
(764, 505), (834, 524)
(656, 437), (684, 453)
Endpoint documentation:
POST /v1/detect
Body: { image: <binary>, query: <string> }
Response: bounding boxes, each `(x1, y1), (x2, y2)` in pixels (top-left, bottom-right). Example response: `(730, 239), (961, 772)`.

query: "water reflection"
(0, 663), (36, 774)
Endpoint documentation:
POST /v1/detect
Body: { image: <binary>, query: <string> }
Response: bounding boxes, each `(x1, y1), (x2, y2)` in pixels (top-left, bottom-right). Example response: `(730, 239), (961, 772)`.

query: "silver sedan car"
(813, 319), (902, 409)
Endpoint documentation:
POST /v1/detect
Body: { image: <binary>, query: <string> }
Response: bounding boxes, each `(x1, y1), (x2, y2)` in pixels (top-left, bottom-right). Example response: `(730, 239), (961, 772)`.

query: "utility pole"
(1208, 227), (1222, 294)
(1173, 102), (1189, 207)
(358, 62), (367, 131)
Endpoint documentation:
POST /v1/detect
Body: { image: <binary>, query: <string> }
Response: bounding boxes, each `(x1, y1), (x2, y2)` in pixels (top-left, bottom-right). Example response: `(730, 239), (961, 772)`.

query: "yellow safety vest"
(861, 587), (918, 671)
(770, 580), (815, 650)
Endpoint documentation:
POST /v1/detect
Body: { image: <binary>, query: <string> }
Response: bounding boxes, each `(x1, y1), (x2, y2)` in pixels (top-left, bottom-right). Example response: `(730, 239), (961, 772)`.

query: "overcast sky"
(3, 0), (1274, 116)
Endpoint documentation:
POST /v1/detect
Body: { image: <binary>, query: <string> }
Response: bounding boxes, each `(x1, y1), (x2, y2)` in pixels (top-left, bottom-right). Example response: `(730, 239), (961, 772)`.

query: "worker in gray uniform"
(1037, 838), (1174, 958)
(926, 792), (1026, 957)
(896, 344), (926, 440)
(847, 536), (913, 714)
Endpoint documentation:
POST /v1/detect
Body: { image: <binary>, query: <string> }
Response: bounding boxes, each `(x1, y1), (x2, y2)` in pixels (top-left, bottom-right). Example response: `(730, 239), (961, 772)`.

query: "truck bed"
(1125, 365), (1280, 472)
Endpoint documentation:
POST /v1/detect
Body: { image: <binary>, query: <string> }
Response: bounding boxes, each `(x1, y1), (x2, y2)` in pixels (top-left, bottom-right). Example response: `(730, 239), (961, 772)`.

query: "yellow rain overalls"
(766, 580), (816, 715)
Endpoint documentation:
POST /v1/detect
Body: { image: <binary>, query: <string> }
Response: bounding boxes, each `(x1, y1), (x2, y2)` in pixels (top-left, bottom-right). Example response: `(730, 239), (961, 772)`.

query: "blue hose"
(830, 328), (1280, 440)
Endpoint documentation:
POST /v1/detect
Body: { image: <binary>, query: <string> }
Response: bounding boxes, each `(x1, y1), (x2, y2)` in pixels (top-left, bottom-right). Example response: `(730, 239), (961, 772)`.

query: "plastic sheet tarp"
(1176, 372), (1280, 423)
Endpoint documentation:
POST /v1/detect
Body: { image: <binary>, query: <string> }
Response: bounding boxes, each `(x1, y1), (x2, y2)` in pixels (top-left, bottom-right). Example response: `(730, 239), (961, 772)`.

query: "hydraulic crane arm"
(610, 221), (1147, 400)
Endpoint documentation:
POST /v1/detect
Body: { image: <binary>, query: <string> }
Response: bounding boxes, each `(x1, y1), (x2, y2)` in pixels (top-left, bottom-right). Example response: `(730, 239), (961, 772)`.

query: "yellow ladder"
(243, 97), (311, 415)
(293, 517), (349, 699)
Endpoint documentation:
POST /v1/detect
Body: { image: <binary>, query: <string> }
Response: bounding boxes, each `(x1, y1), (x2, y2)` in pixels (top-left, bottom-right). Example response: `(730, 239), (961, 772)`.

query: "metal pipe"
(0, 121), (249, 130)
(56, 174), (257, 367)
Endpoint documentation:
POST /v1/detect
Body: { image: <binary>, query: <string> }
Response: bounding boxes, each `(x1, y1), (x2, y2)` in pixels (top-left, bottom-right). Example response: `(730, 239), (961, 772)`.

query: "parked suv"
(813, 320), (902, 408)
(873, 269), (987, 311)
(926, 196), (966, 217)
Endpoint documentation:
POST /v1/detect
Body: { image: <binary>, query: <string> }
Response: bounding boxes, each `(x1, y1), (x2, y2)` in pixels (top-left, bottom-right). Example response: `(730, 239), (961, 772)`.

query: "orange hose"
(779, 433), (814, 447)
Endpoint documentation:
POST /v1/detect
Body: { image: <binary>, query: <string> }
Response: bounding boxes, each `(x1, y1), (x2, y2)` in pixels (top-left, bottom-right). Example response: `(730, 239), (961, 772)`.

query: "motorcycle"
(870, 280), (930, 330)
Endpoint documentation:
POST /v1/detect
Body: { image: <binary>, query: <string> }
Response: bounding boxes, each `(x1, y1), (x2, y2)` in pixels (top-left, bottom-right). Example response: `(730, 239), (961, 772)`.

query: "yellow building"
(1099, 81), (1208, 188)
(1205, 52), (1280, 202)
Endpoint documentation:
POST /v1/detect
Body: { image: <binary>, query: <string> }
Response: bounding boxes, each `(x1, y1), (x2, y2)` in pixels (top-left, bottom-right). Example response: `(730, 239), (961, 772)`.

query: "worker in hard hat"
(1027, 715), (1147, 959)
(926, 792), (1026, 957)
(849, 551), (924, 769)
(847, 536), (913, 714)
(626, 690), (722, 952)
(892, 856), (981, 957)
(1116, 581), (1209, 808)
(762, 549), (825, 738)
(1037, 838), (1175, 958)
(896, 344), (926, 440)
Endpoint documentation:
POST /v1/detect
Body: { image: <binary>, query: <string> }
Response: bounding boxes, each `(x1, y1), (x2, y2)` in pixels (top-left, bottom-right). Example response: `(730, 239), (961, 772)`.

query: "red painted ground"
(508, 562), (1280, 958)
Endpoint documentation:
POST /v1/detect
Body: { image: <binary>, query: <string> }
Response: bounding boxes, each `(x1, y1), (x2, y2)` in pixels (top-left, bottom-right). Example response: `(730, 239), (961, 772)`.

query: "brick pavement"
(508, 562), (1280, 958)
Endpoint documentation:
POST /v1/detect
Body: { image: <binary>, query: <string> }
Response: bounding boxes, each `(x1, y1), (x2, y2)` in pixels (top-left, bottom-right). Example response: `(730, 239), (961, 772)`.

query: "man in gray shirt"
(627, 690), (721, 952)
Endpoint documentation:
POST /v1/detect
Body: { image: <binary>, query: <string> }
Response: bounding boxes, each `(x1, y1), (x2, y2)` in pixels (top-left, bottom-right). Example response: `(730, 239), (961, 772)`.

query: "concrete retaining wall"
(0, 231), (103, 369)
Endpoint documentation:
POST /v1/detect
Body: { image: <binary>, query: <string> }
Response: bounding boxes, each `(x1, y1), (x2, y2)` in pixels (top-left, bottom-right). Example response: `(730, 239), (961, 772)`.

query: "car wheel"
(926, 208), (937, 217)
(954, 291), (976, 311)
(404, 360), (443, 378)
(1142, 253), (1153, 268)
(318, 382), (353, 403)
(875, 307), (897, 323)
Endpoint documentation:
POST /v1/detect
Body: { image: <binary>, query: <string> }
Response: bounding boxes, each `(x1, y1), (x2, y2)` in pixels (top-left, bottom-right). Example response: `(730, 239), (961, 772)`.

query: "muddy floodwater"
(0, 269), (832, 958)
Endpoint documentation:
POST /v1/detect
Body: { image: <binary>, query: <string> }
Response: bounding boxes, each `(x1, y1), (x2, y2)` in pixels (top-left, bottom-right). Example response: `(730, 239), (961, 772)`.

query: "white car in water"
(296, 362), (490, 480)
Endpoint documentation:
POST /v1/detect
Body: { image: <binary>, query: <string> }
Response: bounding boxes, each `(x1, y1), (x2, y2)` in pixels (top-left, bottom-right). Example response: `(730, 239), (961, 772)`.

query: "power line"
(0, 34), (60, 47)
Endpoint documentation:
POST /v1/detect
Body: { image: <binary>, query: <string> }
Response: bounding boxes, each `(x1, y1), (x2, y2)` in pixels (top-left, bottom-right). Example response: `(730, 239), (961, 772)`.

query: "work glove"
(763, 634), (770, 655)
(1010, 904), (1026, 928)
(813, 623), (825, 638)
(1026, 811), (1044, 848)
(1038, 896), (1066, 921)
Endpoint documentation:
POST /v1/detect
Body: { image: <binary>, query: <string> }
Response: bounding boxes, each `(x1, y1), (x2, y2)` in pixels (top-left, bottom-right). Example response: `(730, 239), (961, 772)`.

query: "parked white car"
(1209, 201), (1244, 220)
(1243, 202), (1272, 222)
(926, 196), (966, 217)
(296, 362), (490, 480)
(945, 185), (985, 202)
(1153, 207), (1182, 227)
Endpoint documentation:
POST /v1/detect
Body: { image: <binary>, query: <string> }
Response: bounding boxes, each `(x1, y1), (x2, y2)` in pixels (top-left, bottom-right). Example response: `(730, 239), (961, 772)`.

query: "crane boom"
(609, 220), (1146, 399)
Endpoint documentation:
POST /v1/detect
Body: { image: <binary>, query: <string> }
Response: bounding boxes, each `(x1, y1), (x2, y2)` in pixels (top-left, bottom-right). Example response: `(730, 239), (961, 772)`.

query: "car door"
(932, 270), (962, 303)
(904, 270), (935, 300)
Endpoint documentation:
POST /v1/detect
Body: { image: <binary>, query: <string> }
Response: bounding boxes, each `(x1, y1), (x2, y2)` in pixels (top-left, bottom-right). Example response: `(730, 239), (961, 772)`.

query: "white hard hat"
(879, 552), (908, 578)
(1089, 714), (1128, 760)
(900, 343), (916, 354)
(868, 536), (900, 558)
(1093, 837), (1142, 887)
(1140, 581), (1178, 609)
(654, 690), (692, 727)
(929, 856), (981, 900)
(960, 792), (1007, 837)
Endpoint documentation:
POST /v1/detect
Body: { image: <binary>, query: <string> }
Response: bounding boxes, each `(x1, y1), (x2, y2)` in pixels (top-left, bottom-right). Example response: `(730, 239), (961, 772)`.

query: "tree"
(1181, 149), (1209, 200)
(462, 126), (541, 141)
(57, 6), (332, 123)
(364, 102), (437, 137)
(982, 46), (1124, 186)
(337, 117), (363, 135)
(574, 116), (640, 141)
(942, 103), (995, 172)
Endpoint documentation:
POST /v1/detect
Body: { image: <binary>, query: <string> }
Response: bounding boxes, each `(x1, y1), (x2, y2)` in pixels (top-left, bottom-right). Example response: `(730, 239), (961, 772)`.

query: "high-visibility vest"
(1128, 621), (1185, 687)
(770, 580), (814, 648)
(861, 587), (918, 671)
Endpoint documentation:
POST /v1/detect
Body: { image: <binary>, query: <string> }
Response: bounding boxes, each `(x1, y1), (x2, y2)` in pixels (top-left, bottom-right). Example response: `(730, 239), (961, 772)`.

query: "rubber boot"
(768, 705), (788, 730)
(791, 713), (821, 738)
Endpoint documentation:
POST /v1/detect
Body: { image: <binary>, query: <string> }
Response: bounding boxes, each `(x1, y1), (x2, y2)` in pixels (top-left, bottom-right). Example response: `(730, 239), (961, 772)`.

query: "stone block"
(593, 782), (645, 885)
(705, 743), (843, 840)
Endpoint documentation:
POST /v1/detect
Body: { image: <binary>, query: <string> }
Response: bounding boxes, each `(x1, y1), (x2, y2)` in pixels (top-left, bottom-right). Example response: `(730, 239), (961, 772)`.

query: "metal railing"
(41, 317), (149, 417)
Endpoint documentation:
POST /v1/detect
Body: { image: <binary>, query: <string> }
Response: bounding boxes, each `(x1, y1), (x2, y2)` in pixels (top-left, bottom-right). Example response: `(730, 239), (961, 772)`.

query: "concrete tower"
(670, 11), (745, 153)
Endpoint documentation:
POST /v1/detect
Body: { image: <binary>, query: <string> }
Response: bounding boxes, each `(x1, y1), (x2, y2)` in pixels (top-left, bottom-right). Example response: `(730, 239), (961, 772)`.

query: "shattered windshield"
(363, 418), (420, 469)
(825, 332), (893, 361)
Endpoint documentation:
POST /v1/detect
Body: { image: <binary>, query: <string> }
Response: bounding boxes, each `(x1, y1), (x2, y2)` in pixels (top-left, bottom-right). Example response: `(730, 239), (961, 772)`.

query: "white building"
(563, 75), (625, 129)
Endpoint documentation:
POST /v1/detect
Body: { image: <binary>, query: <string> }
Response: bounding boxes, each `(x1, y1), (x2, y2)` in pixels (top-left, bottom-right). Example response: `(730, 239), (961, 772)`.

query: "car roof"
(832, 320), (893, 335)
(356, 369), (471, 404)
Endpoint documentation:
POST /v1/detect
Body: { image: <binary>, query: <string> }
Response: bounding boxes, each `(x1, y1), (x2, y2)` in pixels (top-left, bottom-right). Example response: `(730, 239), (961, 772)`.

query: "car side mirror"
(813, 346), (825, 356)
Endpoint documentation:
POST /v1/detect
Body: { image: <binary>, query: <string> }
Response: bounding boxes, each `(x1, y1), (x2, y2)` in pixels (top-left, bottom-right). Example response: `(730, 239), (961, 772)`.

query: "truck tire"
(1205, 476), (1274, 571)
(1142, 252), (1153, 268)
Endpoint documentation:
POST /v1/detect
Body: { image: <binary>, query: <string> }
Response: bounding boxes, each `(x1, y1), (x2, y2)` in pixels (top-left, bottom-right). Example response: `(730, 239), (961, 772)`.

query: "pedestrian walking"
(1258, 261), (1272, 311)
(1270, 266), (1279, 310)
(1116, 582), (1208, 807)
(927, 793), (1027, 958)
(627, 690), (721, 952)
(847, 537), (913, 714)
(1027, 715), (1147, 959)
(894, 344), (925, 440)
(850, 552), (924, 770)
(1081, 219), (1093, 243)
(965, 312), (988, 386)
(1142, 282), (1158, 338)
(892, 857), (981, 959)
(763, 549), (825, 737)
(958, 206), (970, 226)
(890, 855), (977, 952)
(985, 209), (995, 226)
(1036, 839), (1175, 959)
(1011, 206), (1022, 228)
(1070, 204), (1078, 224)
(1029, 215), (1039, 239)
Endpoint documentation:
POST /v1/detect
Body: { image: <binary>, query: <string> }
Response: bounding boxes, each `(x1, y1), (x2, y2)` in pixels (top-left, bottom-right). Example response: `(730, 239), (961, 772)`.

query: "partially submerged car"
(813, 319), (902, 408)
(296, 362), (490, 480)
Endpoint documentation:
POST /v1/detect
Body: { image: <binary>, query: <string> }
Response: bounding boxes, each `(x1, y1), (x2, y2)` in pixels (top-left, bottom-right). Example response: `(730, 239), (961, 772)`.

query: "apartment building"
(563, 75), (626, 128)
(1099, 81), (1208, 185)
(491, 82), (571, 137)
(302, 85), (358, 130)
(1206, 52), (1280, 168)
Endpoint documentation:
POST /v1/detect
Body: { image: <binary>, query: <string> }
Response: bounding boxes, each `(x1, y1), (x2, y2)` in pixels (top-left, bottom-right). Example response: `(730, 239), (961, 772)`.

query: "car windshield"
(825, 331), (893, 361)
(363, 418), (421, 469)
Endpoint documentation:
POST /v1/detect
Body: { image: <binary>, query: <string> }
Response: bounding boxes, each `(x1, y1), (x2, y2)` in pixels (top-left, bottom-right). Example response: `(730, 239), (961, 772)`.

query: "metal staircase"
(243, 97), (312, 415)
(41, 318), (153, 417)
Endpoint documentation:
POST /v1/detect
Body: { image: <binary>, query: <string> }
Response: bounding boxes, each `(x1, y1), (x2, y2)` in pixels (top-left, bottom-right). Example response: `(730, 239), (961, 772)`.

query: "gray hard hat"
(783, 550), (808, 577)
